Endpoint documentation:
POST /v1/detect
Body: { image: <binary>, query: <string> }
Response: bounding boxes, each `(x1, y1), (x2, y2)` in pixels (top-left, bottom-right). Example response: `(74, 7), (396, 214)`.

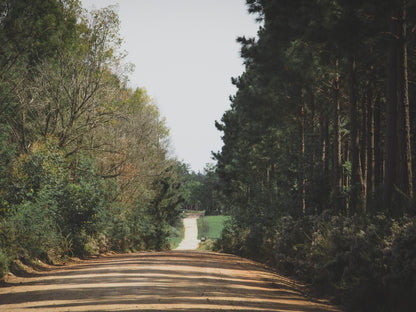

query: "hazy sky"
(81, 0), (259, 172)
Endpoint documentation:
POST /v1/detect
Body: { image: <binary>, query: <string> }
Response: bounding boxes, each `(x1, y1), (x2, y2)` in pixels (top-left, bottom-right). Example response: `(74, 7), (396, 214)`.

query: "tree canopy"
(0, 0), (186, 271)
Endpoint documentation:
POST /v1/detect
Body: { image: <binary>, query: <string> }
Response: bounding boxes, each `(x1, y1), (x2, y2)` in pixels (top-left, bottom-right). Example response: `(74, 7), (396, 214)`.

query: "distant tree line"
(0, 0), (185, 275)
(214, 1), (416, 311)
(181, 164), (224, 215)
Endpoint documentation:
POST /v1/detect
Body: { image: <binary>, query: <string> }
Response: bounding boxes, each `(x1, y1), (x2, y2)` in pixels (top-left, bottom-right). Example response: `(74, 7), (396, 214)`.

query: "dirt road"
(176, 216), (199, 250)
(0, 251), (341, 311)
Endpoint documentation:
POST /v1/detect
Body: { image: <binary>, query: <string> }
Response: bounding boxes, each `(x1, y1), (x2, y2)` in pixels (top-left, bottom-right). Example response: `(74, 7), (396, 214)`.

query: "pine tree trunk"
(318, 113), (325, 215)
(319, 111), (329, 212)
(324, 116), (330, 176)
(374, 95), (383, 188)
(385, 0), (413, 215)
(349, 56), (365, 215)
(384, 17), (399, 215)
(344, 140), (350, 215)
(367, 92), (376, 196)
(299, 99), (306, 215)
(308, 87), (318, 214)
(361, 92), (368, 207)
(397, 2), (413, 199)
(333, 67), (343, 214)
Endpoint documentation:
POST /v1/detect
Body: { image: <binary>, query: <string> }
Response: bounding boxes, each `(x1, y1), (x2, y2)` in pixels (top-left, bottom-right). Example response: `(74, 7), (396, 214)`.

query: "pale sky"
(81, 0), (259, 172)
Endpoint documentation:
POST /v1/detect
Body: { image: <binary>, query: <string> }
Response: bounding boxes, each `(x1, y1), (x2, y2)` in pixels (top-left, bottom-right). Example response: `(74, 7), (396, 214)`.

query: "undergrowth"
(214, 212), (416, 312)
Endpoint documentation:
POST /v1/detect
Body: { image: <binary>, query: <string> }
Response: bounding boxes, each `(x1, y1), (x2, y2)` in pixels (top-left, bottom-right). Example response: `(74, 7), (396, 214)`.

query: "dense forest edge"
(212, 1), (416, 311)
(0, 0), (222, 279)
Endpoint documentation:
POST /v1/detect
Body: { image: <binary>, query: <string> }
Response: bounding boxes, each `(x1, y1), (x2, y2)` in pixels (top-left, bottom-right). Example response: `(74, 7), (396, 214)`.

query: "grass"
(168, 218), (185, 249)
(197, 215), (230, 240)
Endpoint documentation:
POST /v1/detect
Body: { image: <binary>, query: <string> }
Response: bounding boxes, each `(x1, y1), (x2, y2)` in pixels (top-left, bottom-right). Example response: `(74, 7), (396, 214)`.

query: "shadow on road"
(0, 251), (341, 312)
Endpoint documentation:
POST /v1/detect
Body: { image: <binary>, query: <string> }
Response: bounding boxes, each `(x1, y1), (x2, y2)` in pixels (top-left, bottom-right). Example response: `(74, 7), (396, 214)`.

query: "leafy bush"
(214, 219), (250, 255)
(3, 141), (108, 258)
(102, 203), (132, 252)
(169, 216), (185, 249)
(216, 212), (416, 311)
(10, 140), (66, 204)
(3, 201), (61, 261)
(0, 137), (186, 272)
(0, 247), (10, 277)
(0, 124), (16, 217)
(385, 221), (416, 312)
(57, 180), (103, 255)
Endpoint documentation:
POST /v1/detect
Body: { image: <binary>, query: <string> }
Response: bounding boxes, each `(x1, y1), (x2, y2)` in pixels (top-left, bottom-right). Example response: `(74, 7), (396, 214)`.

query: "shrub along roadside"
(0, 1), (186, 280)
(168, 216), (185, 249)
(0, 248), (10, 277)
(214, 213), (416, 312)
(1, 141), (107, 263)
(0, 139), (185, 279)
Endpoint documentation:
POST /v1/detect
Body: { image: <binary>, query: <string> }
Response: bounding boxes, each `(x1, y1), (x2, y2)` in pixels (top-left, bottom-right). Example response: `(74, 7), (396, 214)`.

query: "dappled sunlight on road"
(0, 251), (341, 311)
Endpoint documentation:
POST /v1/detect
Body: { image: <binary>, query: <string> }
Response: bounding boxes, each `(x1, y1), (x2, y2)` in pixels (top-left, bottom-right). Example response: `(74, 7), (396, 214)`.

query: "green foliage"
(181, 164), (225, 215)
(214, 0), (416, 310)
(0, 247), (10, 277)
(168, 217), (185, 249)
(0, 124), (16, 217)
(10, 140), (66, 203)
(0, 131), (185, 262)
(2, 140), (104, 258)
(145, 164), (184, 250)
(215, 212), (416, 312)
(2, 201), (61, 261)
(98, 203), (132, 252)
(0, 0), (186, 279)
(0, 0), (78, 64)
(57, 157), (106, 255)
(214, 220), (250, 256)
(386, 221), (416, 311)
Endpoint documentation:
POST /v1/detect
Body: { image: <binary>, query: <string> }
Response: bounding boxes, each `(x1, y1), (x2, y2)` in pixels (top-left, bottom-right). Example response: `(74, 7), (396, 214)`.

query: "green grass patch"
(197, 215), (230, 240)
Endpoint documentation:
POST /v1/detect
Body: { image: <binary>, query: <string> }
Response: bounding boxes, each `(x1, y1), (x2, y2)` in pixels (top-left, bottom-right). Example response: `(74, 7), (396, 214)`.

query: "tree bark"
(299, 98), (306, 215)
(319, 111), (329, 213)
(344, 139), (350, 215)
(397, 1), (413, 199)
(333, 65), (343, 214)
(374, 95), (383, 188)
(367, 91), (376, 196)
(308, 87), (318, 215)
(384, 0), (413, 216)
(349, 56), (365, 215)
(361, 92), (368, 206)
(374, 96), (384, 187)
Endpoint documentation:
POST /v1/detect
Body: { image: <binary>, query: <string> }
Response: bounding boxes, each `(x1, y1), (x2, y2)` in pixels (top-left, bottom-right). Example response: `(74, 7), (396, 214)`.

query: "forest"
(213, 0), (416, 311)
(0, 0), (193, 274)
(2, 0), (416, 311)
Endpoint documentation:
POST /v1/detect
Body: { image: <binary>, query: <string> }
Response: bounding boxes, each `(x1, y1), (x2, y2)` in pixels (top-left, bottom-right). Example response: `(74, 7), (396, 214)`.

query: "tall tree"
(384, 0), (413, 215)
